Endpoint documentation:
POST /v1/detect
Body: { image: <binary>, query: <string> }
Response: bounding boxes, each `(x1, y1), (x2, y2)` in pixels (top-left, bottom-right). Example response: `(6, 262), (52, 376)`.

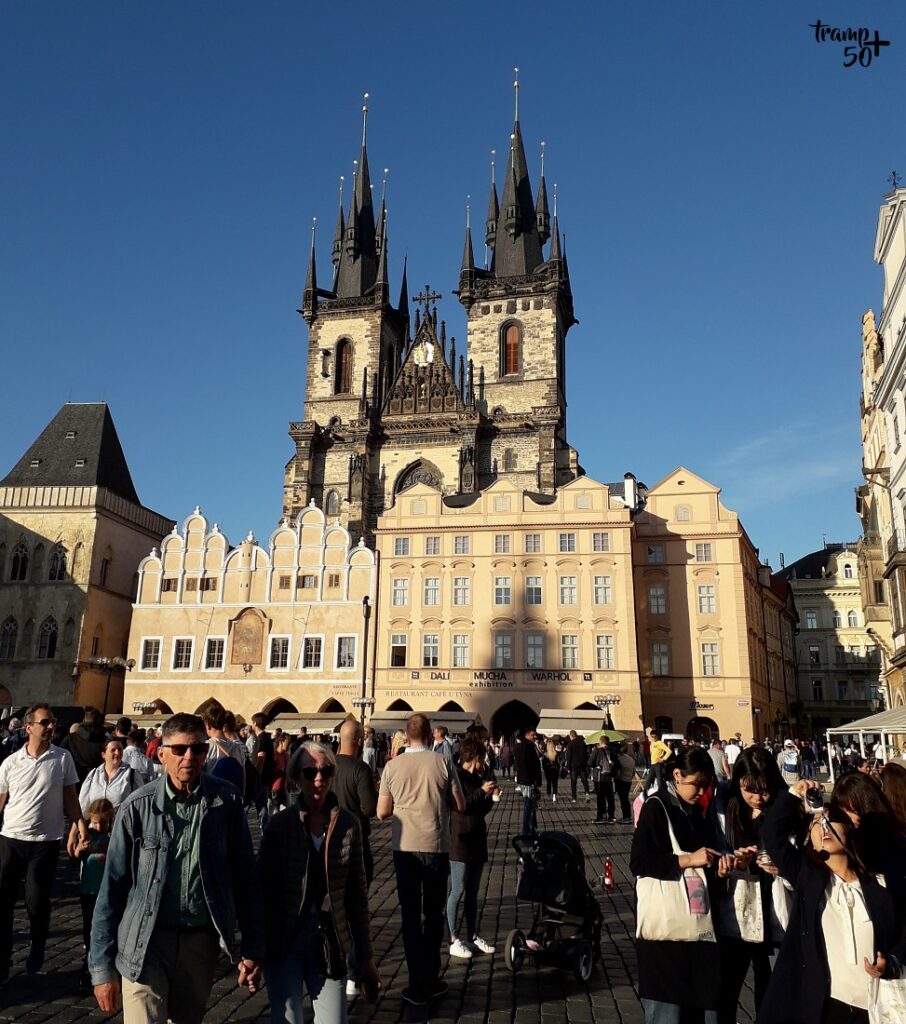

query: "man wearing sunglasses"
(89, 713), (265, 1023)
(0, 703), (86, 982)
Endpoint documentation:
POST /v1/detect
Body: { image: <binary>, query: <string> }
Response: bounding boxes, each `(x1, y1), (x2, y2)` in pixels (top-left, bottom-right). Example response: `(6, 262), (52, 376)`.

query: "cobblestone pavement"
(0, 782), (757, 1023)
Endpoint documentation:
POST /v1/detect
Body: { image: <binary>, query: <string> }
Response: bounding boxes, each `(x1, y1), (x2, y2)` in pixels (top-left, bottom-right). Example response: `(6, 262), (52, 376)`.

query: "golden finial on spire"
(540, 140), (546, 178)
(362, 92), (369, 147)
(311, 216), (317, 246)
(382, 168), (389, 204)
(513, 67), (520, 121)
(352, 158), (358, 185)
(466, 194), (471, 229)
(490, 149), (496, 186)
(553, 183), (558, 217)
(338, 175), (345, 205)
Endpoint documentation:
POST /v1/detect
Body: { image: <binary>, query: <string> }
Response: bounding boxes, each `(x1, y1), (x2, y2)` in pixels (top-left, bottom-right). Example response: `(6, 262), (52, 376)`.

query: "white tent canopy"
(825, 706), (906, 781)
(367, 710), (477, 735)
(536, 709), (606, 738)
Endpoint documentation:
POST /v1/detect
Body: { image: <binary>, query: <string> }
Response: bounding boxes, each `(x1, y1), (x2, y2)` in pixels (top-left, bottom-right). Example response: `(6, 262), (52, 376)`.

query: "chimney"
(623, 472), (637, 511)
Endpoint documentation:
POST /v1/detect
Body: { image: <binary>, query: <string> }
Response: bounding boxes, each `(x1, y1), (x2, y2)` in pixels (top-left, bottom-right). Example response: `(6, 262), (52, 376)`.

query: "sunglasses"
(32, 718), (56, 728)
(301, 765), (335, 781)
(162, 742), (208, 757)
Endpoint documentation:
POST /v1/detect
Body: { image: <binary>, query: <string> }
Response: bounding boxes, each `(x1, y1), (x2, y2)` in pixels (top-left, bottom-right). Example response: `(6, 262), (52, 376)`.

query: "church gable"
(382, 315), (472, 419)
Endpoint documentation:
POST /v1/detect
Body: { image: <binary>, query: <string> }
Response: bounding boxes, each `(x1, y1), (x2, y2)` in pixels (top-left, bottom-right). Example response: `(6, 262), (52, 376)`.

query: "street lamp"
(594, 693), (621, 730)
(352, 596), (374, 725)
(86, 655), (136, 718)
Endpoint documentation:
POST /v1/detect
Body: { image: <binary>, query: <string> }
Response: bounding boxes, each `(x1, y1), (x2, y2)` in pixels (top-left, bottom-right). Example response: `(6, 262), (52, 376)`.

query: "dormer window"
(65, 431), (77, 439)
(29, 459), (40, 468)
(74, 459), (86, 468)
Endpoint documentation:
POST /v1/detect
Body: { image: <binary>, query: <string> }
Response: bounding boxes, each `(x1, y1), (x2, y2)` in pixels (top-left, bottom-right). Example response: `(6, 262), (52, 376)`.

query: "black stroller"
(504, 831), (602, 982)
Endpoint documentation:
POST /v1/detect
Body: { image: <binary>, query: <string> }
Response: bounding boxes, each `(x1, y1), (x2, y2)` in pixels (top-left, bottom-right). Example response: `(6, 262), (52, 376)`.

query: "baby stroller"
(504, 831), (602, 982)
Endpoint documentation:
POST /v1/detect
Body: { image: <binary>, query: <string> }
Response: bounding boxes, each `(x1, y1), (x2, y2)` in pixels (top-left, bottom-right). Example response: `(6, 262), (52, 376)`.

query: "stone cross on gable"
(413, 284), (442, 319)
(890, 170), (902, 191)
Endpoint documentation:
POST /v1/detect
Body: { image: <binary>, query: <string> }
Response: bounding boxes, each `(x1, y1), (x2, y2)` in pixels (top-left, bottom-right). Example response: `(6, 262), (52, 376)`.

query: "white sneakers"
(449, 937), (495, 958)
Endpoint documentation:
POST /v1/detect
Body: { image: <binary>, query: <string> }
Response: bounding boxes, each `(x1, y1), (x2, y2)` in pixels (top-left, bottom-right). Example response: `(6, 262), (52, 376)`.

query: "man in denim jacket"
(89, 713), (265, 1023)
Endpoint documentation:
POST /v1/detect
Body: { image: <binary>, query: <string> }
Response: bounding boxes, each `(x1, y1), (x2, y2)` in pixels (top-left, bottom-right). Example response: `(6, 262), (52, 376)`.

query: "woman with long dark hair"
(880, 761), (906, 835)
(630, 746), (721, 1023)
(712, 748), (786, 1024)
(757, 780), (906, 1024)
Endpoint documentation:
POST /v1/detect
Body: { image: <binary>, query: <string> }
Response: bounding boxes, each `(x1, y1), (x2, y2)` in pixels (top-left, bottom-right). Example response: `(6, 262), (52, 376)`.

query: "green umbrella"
(584, 729), (627, 744)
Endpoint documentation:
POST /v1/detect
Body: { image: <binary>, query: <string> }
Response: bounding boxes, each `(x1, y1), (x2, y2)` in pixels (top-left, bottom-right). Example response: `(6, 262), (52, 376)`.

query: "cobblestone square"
(0, 785), (755, 1023)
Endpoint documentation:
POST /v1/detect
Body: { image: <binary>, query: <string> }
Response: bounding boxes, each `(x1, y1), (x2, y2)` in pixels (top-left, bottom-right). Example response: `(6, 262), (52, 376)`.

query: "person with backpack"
(777, 740), (802, 785)
(592, 737), (616, 823)
(203, 705), (246, 793)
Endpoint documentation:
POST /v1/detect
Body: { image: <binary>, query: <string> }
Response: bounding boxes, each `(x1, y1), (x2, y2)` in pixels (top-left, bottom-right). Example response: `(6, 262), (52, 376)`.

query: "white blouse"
(821, 874), (875, 1010)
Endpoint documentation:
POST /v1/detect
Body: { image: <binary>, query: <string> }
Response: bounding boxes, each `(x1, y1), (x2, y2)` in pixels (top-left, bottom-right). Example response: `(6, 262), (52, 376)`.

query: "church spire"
(535, 141), (550, 246)
(335, 94), (380, 300)
(549, 184), (562, 261)
(485, 150), (499, 259)
(331, 176), (345, 274)
(461, 197), (475, 274)
(301, 218), (318, 323)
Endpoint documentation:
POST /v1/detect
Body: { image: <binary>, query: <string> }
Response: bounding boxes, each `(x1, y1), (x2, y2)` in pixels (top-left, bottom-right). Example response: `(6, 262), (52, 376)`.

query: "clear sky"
(2, 1), (904, 569)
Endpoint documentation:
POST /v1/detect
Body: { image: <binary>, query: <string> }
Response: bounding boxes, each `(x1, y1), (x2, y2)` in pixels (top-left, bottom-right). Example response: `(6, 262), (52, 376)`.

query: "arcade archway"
(490, 700), (539, 743)
(387, 699), (413, 711)
(263, 697), (299, 723)
(687, 716), (719, 744)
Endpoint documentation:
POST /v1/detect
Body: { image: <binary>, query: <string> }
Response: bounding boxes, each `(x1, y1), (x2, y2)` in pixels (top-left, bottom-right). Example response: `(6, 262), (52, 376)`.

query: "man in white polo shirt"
(0, 704), (86, 981)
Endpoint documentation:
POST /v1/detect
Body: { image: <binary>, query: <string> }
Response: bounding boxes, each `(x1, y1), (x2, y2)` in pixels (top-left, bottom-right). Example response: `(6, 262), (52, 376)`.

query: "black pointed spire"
(331, 177), (345, 272)
(375, 208), (389, 302)
(485, 150), (499, 252)
(301, 219), (318, 323)
(461, 198), (475, 275)
(493, 118), (543, 277)
(398, 255), (409, 316)
(335, 96), (380, 300)
(535, 141), (550, 245)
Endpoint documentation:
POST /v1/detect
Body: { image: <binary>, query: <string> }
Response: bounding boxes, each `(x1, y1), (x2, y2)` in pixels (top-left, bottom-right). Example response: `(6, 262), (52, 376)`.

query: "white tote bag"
(868, 976), (906, 1024)
(635, 797), (716, 943)
(717, 871), (764, 943)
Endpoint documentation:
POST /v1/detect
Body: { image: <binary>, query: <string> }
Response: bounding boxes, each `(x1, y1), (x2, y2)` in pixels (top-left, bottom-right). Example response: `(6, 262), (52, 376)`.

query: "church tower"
(283, 99), (408, 540)
(457, 78), (579, 493)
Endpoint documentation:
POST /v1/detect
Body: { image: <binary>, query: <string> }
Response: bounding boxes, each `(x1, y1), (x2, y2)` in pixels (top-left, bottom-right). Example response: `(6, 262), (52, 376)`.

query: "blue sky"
(2, 1), (903, 568)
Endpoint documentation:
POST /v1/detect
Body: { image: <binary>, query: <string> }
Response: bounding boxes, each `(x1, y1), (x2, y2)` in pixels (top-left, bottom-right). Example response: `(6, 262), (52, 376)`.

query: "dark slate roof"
(1, 403), (140, 504)
(777, 543), (858, 581)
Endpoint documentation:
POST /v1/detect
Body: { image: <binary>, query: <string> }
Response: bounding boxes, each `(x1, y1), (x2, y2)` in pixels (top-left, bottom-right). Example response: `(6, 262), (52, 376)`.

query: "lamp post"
(594, 693), (621, 730)
(86, 655), (136, 718)
(352, 596), (374, 725)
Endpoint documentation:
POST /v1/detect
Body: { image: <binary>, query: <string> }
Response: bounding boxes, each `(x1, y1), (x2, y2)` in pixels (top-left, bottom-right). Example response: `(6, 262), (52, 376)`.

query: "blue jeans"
(393, 850), (449, 991)
(642, 1000), (718, 1024)
(446, 860), (484, 939)
(264, 912), (347, 1024)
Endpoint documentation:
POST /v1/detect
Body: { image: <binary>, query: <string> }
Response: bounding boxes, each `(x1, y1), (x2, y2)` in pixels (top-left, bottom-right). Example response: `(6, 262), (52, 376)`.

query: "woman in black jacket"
(446, 736), (499, 959)
(630, 746), (721, 1024)
(758, 779), (906, 1024)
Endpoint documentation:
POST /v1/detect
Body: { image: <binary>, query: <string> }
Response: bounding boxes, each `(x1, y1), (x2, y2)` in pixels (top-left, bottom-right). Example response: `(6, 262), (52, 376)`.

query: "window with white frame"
(805, 610), (818, 629)
(172, 638), (193, 671)
(524, 533), (541, 553)
(695, 543), (713, 562)
(675, 505), (691, 522)
(651, 642), (669, 676)
(392, 578), (409, 606)
(204, 638), (225, 670)
(526, 633), (544, 668)
(646, 544), (665, 564)
(453, 576), (471, 605)
(593, 575), (612, 604)
(701, 642), (719, 676)
(452, 634), (470, 668)
(269, 636), (290, 670)
(843, 563), (854, 579)
(454, 535), (470, 555)
(422, 634), (440, 668)
(561, 634), (579, 669)
(140, 638), (161, 671)
(494, 634), (513, 668)
(423, 577), (440, 606)
(559, 575), (577, 604)
(559, 532), (576, 553)
(494, 534), (511, 554)
(648, 585), (667, 614)
(697, 585), (716, 614)
(425, 536), (440, 556)
(592, 531), (611, 552)
(494, 576), (511, 605)
(390, 633), (407, 667)
(596, 634), (615, 670)
(336, 636), (357, 669)
(394, 537), (410, 556)
(832, 610), (843, 628)
(302, 636), (323, 669)
(847, 610), (859, 627)
(809, 644), (821, 664)
(526, 576), (542, 605)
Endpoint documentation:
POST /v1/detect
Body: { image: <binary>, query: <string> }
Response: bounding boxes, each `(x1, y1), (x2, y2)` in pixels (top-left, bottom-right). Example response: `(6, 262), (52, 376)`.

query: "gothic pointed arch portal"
(387, 699), (413, 711)
(394, 459), (443, 496)
(489, 700), (539, 744)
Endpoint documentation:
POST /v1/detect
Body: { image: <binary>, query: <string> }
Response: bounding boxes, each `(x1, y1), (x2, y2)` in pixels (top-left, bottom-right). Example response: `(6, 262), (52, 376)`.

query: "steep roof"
(1, 403), (140, 504)
(777, 543), (858, 582)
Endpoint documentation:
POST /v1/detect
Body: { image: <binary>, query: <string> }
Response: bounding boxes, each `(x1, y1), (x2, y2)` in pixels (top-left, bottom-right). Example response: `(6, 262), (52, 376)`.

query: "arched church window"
(0, 618), (17, 660)
(501, 322), (522, 377)
(37, 616), (58, 659)
(326, 490), (340, 516)
(335, 339), (353, 394)
(48, 545), (67, 581)
(503, 449), (516, 471)
(9, 542), (28, 582)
